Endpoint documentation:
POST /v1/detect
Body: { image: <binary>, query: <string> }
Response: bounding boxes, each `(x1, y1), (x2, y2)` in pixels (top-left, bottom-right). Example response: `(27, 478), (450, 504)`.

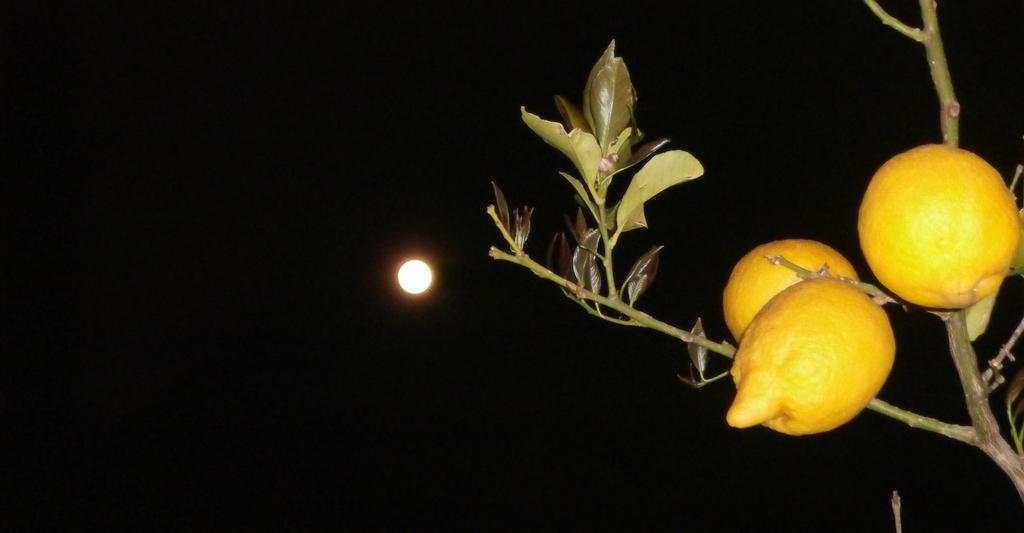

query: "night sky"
(10, 1), (1024, 529)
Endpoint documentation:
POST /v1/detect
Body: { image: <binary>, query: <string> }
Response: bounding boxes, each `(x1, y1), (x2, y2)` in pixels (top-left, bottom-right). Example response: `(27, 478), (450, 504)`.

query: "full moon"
(397, 259), (433, 294)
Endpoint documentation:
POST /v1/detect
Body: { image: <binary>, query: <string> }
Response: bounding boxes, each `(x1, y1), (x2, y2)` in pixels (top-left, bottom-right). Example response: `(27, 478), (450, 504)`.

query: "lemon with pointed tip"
(722, 239), (859, 341)
(726, 278), (895, 435)
(858, 144), (1020, 308)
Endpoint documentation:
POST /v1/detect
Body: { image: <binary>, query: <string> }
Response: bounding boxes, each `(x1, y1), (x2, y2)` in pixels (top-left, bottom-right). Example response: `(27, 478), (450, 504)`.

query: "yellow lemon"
(726, 278), (895, 435)
(858, 144), (1020, 308)
(722, 239), (859, 341)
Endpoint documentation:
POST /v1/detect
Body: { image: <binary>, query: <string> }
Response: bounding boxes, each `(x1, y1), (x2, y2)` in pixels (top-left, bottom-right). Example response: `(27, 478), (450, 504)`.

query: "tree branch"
(489, 246), (735, 356)
(981, 313), (1024, 389)
(866, 398), (975, 444)
(490, 244), (978, 444)
(863, 0), (925, 41)
(917, 0), (960, 146)
(943, 311), (1024, 501)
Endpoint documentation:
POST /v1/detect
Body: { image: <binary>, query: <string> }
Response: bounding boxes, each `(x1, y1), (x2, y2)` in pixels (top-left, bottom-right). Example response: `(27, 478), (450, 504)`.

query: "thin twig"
(917, 0), (960, 146)
(863, 0), (959, 146)
(490, 246), (736, 357)
(891, 490), (903, 533)
(943, 311), (1024, 502)
(491, 243), (980, 443)
(767, 254), (897, 305)
(983, 314), (1024, 389)
(867, 398), (976, 444)
(862, 0), (924, 41)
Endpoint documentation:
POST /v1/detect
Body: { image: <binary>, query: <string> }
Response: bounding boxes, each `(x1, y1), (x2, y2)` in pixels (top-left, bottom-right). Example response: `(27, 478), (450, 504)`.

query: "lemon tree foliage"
(489, 27), (1024, 506)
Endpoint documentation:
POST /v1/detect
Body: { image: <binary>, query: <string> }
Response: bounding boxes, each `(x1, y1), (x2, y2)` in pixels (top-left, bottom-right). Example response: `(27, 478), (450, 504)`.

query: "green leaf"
(559, 172), (594, 210)
(522, 107), (602, 186)
(1007, 367), (1024, 414)
(615, 150), (704, 233)
(554, 95), (590, 133)
(582, 40), (636, 150)
(966, 292), (998, 341)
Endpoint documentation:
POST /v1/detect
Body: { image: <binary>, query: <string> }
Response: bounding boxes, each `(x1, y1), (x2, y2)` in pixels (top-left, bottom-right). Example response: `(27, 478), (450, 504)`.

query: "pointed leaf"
(966, 292), (998, 340)
(513, 206), (534, 249)
(574, 208), (589, 244)
(571, 242), (588, 288)
(1007, 367), (1024, 414)
(688, 318), (709, 380)
(615, 150), (704, 233)
(623, 245), (663, 305)
(521, 107), (602, 185)
(582, 40), (637, 150)
(586, 256), (602, 295)
(554, 95), (590, 133)
(547, 232), (574, 282)
(491, 181), (510, 231)
(557, 233), (572, 280)
(559, 172), (591, 206)
(572, 228), (602, 293)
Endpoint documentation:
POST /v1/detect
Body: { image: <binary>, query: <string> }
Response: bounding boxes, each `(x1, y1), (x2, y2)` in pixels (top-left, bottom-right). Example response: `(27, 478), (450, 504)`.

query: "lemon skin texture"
(722, 239), (859, 341)
(858, 144), (1020, 309)
(726, 278), (896, 435)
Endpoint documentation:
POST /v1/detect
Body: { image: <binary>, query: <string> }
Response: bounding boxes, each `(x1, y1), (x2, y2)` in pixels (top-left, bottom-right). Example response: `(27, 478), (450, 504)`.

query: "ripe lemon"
(726, 278), (895, 435)
(858, 144), (1020, 308)
(722, 239), (859, 341)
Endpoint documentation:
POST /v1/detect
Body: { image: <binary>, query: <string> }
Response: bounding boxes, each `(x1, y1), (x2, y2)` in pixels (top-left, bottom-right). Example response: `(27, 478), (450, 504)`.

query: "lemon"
(726, 278), (896, 435)
(858, 144), (1020, 308)
(722, 239), (859, 341)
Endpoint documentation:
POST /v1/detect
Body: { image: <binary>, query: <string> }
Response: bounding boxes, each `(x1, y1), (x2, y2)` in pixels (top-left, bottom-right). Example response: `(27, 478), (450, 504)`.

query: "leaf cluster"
(489, 40), (723, 383)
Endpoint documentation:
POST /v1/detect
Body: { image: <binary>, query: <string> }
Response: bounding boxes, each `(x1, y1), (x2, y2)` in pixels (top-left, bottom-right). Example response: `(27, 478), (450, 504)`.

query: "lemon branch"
(865, 0), (1024, 501)
(864, 0), (960, 146)
(490, 240), (978, 442)
(943, 311), (1024, 500)
(768, 254), (897, 305)
(866, 398), (975, 444)
(489, 246), (734, 356)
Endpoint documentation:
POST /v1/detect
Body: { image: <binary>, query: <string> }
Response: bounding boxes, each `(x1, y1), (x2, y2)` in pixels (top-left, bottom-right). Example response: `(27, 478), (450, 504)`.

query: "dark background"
(9, 1), (1024, 529)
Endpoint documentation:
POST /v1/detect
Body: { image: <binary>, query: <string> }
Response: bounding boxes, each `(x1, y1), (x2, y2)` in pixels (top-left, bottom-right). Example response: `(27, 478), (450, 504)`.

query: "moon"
(397, 259), (433, 294)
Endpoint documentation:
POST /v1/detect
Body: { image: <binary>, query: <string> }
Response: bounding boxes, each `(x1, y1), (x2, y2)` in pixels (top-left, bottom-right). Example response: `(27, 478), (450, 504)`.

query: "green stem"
(595, 206), (619, 299)
(864, 0), (960, 146)
(863, 0), (925, 41)
(487, 205), (520, 252)
(572, 297), (637, 326)
(1008, 403), (1024, 454)
(943, 311), (1024, 502)
(768, 255), (896, 304)
(489, 244), (983, 444)
(918, 0), (960, 147)
(866, 398), (975, 444)
(490, 247), (734, 357)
